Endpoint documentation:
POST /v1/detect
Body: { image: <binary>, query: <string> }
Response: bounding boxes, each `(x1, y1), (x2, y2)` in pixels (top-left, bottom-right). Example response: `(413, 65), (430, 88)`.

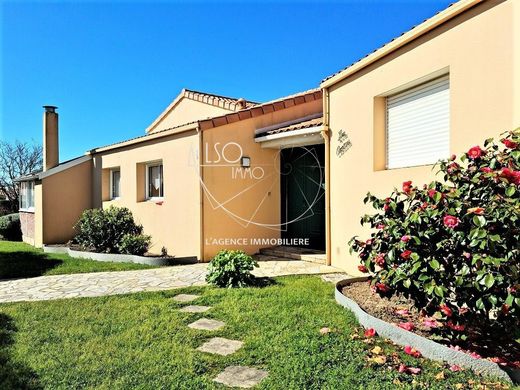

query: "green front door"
(280, 145), (325, 250)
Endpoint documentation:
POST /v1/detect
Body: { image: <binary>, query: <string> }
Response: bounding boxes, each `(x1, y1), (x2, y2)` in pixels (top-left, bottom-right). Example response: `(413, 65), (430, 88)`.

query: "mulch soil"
(342, 281), (520, 368)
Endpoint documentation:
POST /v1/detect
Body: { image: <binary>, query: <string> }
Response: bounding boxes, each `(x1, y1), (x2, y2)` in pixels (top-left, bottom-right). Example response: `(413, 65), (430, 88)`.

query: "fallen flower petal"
(398, 322), (414, 331)
(364, 328), (376, 338)
(319, 327), (331, 335)
(404, 345), (422, 358)
(395, 309), (410, 316)
(449, 365), (462, 372)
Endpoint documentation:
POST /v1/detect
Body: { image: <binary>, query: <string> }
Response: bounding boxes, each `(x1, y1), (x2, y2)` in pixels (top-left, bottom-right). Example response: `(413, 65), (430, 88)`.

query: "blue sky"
(1, 0), (451, 161)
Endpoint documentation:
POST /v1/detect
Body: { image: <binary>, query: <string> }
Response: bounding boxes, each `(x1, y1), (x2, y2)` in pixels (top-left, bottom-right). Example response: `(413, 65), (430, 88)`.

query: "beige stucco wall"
(327, 0), (519, 274)
(93, 130), (201, 258)
(202, 99), (322, 260)
(148, 98), (233, 134)
(40, 160), (93, 245)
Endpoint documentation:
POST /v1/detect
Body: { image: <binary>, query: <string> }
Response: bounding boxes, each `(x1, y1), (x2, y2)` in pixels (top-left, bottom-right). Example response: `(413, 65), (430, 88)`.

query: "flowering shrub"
(349, 129), (519, 332)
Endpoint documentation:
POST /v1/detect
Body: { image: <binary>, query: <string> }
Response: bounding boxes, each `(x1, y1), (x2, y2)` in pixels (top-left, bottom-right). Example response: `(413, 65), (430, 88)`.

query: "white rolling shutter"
(386, 75), (450, 169)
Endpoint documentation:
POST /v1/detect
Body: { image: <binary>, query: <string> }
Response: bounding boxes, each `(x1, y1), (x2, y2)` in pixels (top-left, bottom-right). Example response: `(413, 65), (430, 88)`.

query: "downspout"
(320, 87), (332, 266)
(198, 124), (205, 262)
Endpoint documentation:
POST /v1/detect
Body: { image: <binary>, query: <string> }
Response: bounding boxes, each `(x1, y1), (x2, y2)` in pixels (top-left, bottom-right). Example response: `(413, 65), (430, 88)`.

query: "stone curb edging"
(335, 277), (519, 384)
(43, 245), (175, 266)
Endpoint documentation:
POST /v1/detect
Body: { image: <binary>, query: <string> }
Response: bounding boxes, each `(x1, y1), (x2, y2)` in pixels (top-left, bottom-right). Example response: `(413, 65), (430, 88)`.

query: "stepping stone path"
(179, 305), (211, 313)
(173, 293), (200, 302)
(197, 337), (243, 356)
(214, 366), (269, 388)
(174, 285), (280, 387)
(188, 318), (225, 331)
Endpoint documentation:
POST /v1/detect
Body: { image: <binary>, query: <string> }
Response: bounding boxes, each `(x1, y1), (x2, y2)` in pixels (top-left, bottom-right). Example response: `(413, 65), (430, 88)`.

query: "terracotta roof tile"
(264, 116), (323, 136)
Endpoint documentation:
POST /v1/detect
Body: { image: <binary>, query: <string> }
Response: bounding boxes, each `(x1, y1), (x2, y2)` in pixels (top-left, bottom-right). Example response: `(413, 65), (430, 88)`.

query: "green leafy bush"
(206, 250), (258, 288)
(0, 213), (21, 241)
(350, 129), (519, 333)
(118, 233), (151, 256)
(73, 206), (146, 255)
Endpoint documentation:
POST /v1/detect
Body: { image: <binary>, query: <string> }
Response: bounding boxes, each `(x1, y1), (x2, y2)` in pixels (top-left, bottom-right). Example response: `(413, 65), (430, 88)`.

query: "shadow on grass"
(0, 313), (42, 389)
(0, 251), (63, 280)
(252, 276), (277, 288)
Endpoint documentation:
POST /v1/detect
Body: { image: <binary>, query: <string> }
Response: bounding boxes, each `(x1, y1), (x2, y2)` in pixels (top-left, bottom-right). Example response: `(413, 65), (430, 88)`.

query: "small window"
(146, 163), (163, 199)
(110, 169), (121, 199)
(19, 181), (35, 210)
(386, 75), (450, 169)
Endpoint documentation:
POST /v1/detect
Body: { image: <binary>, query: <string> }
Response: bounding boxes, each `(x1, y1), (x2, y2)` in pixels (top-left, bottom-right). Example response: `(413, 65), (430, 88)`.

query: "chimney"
(43, 105), (59, 171)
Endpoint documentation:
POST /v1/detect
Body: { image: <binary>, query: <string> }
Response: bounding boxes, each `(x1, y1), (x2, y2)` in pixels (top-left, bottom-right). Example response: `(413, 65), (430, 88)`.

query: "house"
(16, 0), (519, 274)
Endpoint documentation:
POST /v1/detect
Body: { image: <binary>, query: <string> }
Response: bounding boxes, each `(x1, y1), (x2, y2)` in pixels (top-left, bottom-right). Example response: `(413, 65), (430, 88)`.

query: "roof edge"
(15, 155), (92, 182)
(90, 121), (200, 154)
(321, 0), (481, 89)
(199, 88), (322, 131)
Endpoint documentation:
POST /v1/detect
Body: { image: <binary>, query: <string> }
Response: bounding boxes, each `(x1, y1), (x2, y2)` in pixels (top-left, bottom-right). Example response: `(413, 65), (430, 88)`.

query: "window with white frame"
(110, 169), (121, 199)
(146, 162), (163, 199)
(19, 181), (35, 210)
(386, 75), (450, 169)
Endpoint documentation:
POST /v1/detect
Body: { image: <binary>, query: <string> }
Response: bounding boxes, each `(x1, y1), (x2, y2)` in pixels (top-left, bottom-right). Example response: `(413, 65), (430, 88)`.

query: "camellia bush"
(349, 129), (519, 332)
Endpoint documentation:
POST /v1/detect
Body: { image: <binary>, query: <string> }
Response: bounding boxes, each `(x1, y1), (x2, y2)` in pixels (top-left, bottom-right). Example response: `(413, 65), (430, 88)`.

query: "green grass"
(0, 241), (154, 280)
(0, 276), (509, 389)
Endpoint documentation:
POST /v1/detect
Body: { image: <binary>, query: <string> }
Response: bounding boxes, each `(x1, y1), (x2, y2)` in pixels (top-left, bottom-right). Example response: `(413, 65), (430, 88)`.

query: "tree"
(0, 140), (42, 212)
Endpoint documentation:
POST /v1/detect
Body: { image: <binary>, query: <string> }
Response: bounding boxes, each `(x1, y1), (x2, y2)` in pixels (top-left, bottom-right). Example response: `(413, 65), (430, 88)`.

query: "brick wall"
(20, 211), (35, 245)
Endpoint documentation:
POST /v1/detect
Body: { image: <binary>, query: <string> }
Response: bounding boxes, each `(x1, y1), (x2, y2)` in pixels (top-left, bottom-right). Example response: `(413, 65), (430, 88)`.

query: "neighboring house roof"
(14, 155), (92, 182)
(198, 88), (322, 131)
(145, 88), (257, 133)
(91, 88), (323, 154)
(321, 0), (480, 88)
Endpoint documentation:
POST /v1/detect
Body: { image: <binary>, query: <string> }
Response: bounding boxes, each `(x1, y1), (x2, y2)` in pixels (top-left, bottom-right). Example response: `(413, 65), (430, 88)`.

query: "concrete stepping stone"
(173, 294), (200, 302)
(179, 305), (212, 313)
(214, 366), (268, 388)
(188, 318), (225, 331)
(197, 337), (243, 356)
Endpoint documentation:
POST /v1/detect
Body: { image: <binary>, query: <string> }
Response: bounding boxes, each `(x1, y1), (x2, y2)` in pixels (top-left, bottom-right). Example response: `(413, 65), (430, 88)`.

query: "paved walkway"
(0, 261), (342, 303)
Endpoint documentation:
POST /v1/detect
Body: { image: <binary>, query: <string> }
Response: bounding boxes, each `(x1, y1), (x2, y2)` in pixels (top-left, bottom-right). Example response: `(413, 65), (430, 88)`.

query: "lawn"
(0, 241), (154, 280)
(0, 276), (508, 389)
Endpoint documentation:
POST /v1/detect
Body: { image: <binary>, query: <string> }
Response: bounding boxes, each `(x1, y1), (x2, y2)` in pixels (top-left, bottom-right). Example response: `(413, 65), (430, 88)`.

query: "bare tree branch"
(0, 140), (42, 211)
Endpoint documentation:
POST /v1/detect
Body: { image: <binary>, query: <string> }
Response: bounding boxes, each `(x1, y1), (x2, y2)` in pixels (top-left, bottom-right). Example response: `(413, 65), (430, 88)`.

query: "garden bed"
(42, 245), (185, 266)
(335, 277), (520, 384)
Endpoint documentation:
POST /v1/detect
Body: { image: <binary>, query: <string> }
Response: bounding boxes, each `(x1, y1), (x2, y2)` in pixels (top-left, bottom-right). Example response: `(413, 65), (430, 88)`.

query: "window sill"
(19, 208), (35, 213)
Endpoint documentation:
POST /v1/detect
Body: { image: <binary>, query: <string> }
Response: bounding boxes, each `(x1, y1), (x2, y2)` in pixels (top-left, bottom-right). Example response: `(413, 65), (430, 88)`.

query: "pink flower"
(422, 317), (441, 328)
(501, 167), (520, 185)
(400, 250), (412, 260)
(400, 235), (410, 242)
(501, 138), (518, 149)
(481, 167), (493, 173)
(447, 162), (459, 173)
(376, 223), (385, 230)
(375, 253), (386, 267)
(398, 364), (421, 375)
(449, 365), (462, 372)
(439, 304), (453, 317)
(469, 351), (482, 359)
(399, 322), (414, 331)
(365, 239), (373, 246)
(395, 309), (410, 317)
(364, 328), (376, 338)
(358, 265), (369, 273)
(402, 181), (413, 194)
(446, 321), (465, 332)
(383, 204), (390, 212)
(443, 215), (460, 229)
(467, 146), (483, 159)
(404, 345), (422, 358)
(427, 189), (437, 198)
